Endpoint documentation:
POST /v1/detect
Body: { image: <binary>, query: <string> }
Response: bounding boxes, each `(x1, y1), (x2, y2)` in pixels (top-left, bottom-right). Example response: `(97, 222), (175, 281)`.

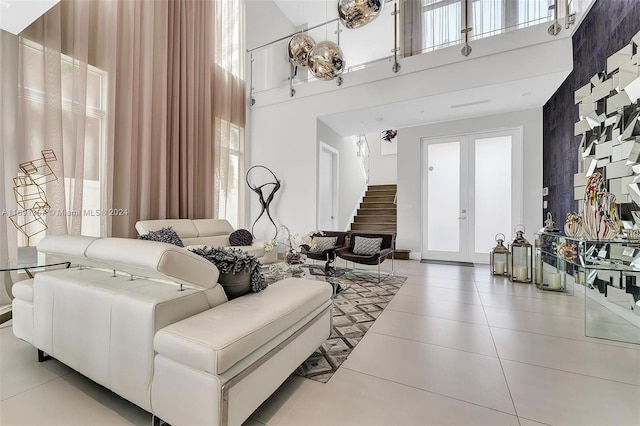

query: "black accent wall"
(542, 0), (640, 224)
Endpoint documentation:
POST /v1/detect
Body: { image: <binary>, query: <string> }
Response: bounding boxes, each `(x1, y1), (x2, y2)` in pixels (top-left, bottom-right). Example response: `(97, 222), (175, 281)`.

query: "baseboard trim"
(420, 259), (475, 267)
(0, 309), (12, 325)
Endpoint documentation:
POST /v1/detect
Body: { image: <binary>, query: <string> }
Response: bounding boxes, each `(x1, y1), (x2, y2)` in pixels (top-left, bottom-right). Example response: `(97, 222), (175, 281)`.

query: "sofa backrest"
(38, 235), (221, 290)
(135, 219), (234, 247)
(37, 235), (108, 269)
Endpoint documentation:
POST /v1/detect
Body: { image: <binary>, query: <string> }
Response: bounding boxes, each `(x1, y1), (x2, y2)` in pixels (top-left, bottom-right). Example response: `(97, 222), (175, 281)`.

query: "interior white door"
(422, 137), (470, 262)
(318, 143), (338, 230)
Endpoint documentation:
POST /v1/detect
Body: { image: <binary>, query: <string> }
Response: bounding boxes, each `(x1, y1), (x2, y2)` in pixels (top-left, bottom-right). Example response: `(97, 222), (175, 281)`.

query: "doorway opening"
(318, 142), (339, 230)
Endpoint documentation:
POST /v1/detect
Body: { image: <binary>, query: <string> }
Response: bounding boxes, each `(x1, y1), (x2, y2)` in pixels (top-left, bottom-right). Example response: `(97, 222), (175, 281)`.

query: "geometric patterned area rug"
(293, 274), (407, 383)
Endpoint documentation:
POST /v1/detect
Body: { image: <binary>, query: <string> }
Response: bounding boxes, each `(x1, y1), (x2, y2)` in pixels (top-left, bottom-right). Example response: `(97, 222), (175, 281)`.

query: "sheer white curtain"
(0, 1), (102, 307)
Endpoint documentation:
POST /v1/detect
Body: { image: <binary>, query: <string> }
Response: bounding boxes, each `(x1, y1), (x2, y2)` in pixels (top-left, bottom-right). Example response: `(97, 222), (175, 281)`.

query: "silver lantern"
(490, 233), (511, 277)
(288, 33), (315, 68)
(509, 225), (533, 283)
(307, 41), (345, 81)
(338, 0), (384, 29)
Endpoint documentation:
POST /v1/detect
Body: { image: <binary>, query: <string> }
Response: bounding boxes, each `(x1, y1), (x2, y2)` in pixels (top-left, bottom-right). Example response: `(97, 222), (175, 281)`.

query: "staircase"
(350, 184), (410, 260)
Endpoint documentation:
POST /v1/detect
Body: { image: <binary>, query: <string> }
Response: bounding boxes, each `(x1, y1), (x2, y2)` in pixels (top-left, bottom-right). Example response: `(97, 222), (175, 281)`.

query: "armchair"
(335, 232), (395, 282)
(302, 231), (349, 276)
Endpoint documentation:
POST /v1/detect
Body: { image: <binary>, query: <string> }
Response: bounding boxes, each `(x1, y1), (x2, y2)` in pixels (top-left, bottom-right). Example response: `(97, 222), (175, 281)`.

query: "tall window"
(214, 0), (245, 229)
(19, 39), (106, 240)
(216, 119), (244, 229)
(418, 0), (554, 52)
(422, 0), (463, 51)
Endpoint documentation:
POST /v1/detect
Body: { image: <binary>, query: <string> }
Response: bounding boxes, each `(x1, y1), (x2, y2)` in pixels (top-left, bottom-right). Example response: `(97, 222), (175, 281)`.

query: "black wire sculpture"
(246, 165), (281, 239)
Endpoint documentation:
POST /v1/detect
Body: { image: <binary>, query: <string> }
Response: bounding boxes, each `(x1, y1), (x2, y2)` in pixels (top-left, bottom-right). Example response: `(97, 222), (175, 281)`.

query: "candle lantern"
(509, 225), (533, 283)
(490, 233), (511, 276)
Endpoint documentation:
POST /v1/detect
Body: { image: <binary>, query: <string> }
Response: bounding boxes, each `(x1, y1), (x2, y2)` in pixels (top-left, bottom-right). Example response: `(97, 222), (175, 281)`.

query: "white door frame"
(420, 127), (523, 263)
(317, 142), (339, 230)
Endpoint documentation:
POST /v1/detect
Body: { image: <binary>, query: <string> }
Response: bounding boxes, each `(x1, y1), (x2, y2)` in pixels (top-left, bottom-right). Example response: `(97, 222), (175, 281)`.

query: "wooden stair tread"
(350, 183), (398, 237)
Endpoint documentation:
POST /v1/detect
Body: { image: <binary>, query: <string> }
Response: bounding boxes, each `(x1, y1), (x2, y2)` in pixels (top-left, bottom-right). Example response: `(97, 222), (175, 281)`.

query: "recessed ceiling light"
(450, 99), (490, 109)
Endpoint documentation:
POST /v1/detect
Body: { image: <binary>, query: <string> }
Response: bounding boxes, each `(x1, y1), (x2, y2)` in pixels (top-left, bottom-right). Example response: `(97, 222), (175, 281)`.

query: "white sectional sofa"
(12, 235), (332, 426)
(135, 218), (278, 264)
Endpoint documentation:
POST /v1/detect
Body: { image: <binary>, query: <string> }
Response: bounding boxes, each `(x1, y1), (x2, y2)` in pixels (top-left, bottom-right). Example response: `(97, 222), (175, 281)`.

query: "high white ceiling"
(0, 0), (60, 35)
(320, 71), (570, 136)
(273, 0), (339, 28)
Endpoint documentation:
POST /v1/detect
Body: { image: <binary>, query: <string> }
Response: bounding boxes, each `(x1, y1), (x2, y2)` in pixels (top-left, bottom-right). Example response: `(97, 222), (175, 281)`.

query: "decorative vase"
(582, 173), (621, 240)
(284, 250), (306, 265)
(564, 212), (584, 238)
(217, 269), (251, 300)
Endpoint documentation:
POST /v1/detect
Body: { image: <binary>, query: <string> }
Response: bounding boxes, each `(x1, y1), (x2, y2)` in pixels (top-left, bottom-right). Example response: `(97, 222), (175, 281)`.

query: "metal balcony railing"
(248, 0), (579, 97)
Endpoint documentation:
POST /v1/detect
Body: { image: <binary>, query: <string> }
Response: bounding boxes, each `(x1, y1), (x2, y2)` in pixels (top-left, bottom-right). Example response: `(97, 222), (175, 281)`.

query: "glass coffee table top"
(262, 263), (349, 297)
(0, 260), (70, 272)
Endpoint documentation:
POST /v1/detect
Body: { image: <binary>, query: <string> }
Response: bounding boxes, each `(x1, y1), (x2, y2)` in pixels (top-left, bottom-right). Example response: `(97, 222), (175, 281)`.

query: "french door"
(421, 129), (522, 263)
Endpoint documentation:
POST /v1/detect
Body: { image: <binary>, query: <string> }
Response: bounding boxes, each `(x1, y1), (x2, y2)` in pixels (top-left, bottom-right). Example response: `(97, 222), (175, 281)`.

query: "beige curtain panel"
(2, 0), (245, 240)
(0, 0), (245, 302)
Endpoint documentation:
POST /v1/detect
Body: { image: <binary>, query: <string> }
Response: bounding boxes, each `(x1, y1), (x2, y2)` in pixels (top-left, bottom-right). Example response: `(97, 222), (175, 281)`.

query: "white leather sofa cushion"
(38, 235), (106, 269)
(135, 219), (199, 238)
(182, 235), (231, 247)
(12, 279), (34, 302)
(154, 278), (333, 375)
(192, 219), (234, 236)
(85, 238), (220, 290)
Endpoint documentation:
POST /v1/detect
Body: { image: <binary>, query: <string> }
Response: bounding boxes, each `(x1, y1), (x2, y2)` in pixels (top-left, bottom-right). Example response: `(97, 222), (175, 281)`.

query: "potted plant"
(188, 246), (267, 299)
(278, 225), (318, 265)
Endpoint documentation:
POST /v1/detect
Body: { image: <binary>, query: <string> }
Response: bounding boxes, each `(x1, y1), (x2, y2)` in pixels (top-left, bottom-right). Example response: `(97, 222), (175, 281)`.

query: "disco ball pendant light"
(338, 0), (384, 29)
(288, 33), (315, 67)
(307, 40), (345, 81)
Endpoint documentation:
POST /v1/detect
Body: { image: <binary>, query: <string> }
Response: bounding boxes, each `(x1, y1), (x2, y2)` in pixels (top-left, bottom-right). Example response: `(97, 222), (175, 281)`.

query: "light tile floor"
(1, 261), (639, 425)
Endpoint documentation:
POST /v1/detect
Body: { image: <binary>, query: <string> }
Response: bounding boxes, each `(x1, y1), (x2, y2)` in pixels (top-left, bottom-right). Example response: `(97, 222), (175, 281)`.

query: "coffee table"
(0, 259), (71, 279)
(262, 263), (349, 298)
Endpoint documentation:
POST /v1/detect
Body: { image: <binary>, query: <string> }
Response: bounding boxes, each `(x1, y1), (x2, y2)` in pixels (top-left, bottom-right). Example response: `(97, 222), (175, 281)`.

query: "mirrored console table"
(535, 232), (640, 345)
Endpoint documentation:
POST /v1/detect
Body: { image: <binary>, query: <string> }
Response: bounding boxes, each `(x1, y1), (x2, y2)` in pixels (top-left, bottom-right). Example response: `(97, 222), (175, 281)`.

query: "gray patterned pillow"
(310, 236), (338, 253)
(138, 226), (184, 247)
(352, 236), (382, 256)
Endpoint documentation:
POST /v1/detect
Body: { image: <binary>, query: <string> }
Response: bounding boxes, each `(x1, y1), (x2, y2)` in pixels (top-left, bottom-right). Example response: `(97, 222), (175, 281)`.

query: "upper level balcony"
(248, 0), (593, 123)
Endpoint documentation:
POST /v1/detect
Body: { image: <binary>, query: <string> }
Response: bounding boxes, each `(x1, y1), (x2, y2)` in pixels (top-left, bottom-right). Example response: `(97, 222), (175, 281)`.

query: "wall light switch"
(544, 200), (548, 209)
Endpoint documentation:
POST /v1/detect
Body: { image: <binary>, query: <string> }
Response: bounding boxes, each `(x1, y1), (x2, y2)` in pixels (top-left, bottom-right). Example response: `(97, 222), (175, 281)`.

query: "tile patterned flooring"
(1, 261), (639, 425)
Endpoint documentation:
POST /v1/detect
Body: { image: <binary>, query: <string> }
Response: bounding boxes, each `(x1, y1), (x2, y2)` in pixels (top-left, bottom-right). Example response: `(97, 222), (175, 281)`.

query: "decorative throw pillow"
(310, 236), (338, 253)
(138, 226), (184, 247)
(352, 236), (383, 256)
(229, 229), (253, 246)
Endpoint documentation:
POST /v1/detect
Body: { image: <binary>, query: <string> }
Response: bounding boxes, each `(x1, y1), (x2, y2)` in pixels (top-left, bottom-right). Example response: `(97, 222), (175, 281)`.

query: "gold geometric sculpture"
(9, 149), (57, 246)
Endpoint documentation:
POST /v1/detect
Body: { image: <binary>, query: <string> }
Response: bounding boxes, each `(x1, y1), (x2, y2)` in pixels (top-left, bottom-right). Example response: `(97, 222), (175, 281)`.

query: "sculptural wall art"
(246, 165), (280, 239)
